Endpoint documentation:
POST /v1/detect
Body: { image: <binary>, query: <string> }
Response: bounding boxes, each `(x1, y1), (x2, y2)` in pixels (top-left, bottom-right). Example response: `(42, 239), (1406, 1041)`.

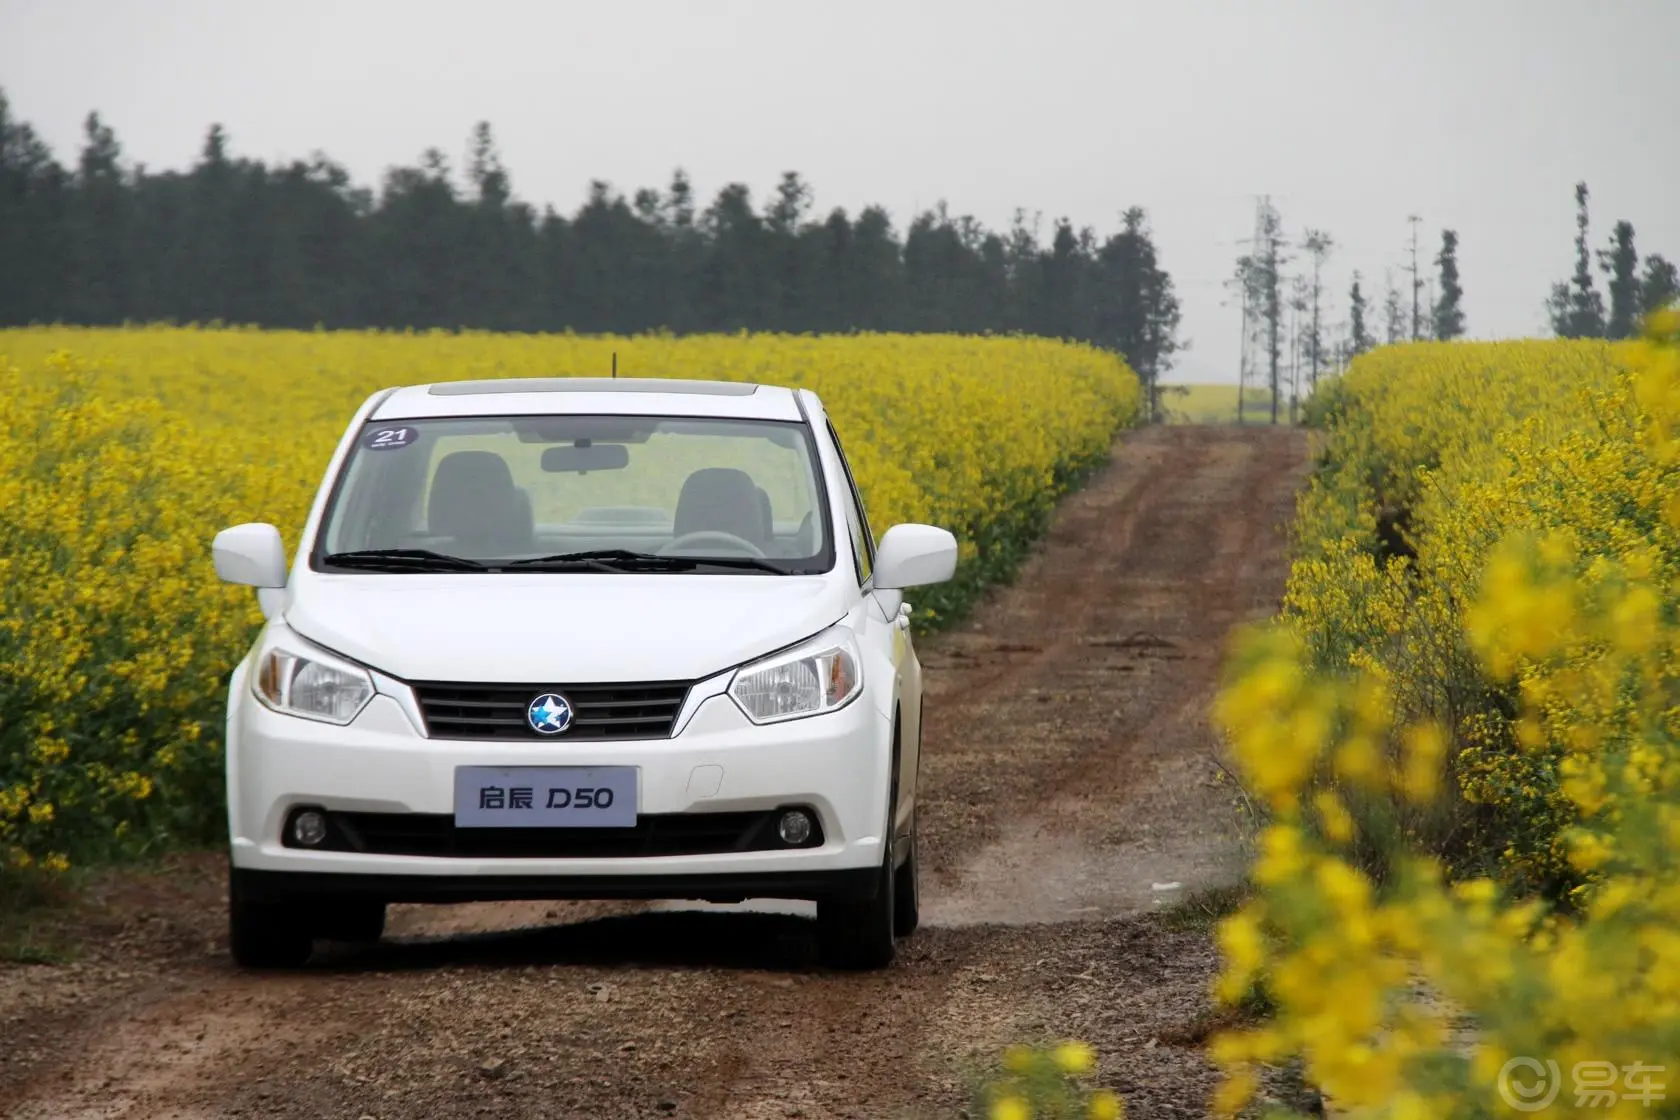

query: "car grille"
(306, 810), (823, 859)
(409, 680), (693, 741)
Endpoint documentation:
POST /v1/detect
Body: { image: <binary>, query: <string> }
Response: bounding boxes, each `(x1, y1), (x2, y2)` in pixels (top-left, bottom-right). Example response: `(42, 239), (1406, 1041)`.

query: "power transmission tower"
(1407, 214), (1423, 341)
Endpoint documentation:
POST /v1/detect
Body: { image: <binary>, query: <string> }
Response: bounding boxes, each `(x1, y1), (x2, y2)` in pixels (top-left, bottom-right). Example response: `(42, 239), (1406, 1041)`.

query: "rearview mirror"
(872, 523), (958, 590)
(541, 443), (630, 473)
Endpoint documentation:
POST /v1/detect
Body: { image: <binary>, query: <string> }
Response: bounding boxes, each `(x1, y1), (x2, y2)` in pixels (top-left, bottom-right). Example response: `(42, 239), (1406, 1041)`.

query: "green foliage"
(971, 1042), (1124, 1120)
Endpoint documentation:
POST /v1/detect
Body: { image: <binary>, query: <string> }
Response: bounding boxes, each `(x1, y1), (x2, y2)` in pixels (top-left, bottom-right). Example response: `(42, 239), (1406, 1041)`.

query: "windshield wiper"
(502, 549), (699, 572)
(320, 548), (489, 573)
(680, 555), (790, 574)
(502, 549), (789, 574)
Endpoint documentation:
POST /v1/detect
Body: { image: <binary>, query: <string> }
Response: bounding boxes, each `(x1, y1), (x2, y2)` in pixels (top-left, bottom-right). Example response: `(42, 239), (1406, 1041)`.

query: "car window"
(315, 414), (834, 573)
(826, 420), (875, 585)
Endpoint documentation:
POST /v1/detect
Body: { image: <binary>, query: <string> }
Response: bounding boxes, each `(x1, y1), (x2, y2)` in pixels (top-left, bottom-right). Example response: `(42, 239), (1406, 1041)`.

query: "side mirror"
(873, 524), (958, 590)
(213, 523), (288, 588)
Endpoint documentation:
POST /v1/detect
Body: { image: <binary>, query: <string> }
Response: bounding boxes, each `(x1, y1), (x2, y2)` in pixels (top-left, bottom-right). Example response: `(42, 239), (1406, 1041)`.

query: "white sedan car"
(211, 376), (956, 970)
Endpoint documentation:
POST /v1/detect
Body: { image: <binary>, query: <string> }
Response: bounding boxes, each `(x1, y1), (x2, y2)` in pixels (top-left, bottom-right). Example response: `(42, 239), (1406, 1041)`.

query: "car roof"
(369, 377), (807, 422)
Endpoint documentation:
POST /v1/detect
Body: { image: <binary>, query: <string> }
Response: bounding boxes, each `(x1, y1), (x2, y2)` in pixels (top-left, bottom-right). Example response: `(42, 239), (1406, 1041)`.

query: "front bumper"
(226, 666), (892, 897)
(231, 865), (882, 906)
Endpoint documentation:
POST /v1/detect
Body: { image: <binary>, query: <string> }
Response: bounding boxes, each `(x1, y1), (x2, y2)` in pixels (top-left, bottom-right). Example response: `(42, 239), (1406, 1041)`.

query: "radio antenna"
(612, 351), (618, 379)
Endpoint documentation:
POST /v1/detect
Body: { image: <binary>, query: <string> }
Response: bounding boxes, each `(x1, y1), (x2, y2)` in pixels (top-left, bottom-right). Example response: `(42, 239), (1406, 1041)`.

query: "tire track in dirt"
(0, 424), (1310, 1120)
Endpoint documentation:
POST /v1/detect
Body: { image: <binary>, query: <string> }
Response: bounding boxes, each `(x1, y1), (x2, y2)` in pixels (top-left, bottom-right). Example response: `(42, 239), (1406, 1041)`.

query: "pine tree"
(1230, 201), (1289, 423)
(1301, 229), (1333, 389)
(1641, 254), (1680, 317)
(1348, 271), (1373, 355)
(1382, 270), (1405, 344)
(0, 87), (1185, 356)
(1432, 229), (1465, 339)
(1549, 181), (1607, 338)
(1598, 220), (1640, 339)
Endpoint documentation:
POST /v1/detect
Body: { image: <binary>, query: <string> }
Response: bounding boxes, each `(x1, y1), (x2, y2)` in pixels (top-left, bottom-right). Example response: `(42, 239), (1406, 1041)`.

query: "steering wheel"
(659, 530), (768, 559)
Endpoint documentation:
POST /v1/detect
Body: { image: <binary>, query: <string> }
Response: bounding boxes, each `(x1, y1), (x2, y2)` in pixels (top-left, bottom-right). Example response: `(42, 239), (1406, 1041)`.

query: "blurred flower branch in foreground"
(1205, 308), (1680, 1117)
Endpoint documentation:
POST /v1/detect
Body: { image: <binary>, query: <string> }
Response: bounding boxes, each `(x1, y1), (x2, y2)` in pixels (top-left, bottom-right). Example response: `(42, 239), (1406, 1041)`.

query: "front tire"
(893, 805), (920, 938)
(229, 896), (313, 969)
(816, 833), (896, 970)
(817, 717), (903, 970)
(316, 900), (386, 944)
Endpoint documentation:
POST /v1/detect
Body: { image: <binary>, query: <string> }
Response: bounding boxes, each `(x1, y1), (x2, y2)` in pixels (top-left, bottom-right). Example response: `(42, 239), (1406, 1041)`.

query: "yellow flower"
(0, 328), (1142, 872)
(1646, 305), (1680, 338)
(1609, 583), (1661, 654)
(1205, 329), (1680, 1117)
(1567, 829), (1614, 872)
(1210, 1068), (1256, 1117)
(1052, 1040), (1096, 1075)
(1086, 1089), (1123, 1119)
(991, 1095), (1030, 1120)
(1397, 722), (1446, 804)
(1255, 825), (1308, 885)
(1313, 789), (1355, 843)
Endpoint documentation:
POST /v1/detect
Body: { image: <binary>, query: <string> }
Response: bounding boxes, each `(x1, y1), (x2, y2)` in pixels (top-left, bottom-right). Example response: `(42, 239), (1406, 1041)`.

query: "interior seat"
(672, 468), (768, 548)
(427, 450), (534, 558)
(755, 486), (775, 545)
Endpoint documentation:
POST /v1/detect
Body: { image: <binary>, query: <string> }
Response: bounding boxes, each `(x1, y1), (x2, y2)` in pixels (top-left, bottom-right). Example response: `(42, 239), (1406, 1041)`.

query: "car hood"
(283, 572), (850, 684)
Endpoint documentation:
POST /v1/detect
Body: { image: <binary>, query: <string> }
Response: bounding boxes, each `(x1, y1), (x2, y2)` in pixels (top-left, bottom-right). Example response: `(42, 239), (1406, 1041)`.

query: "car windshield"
(313, 413), (834, 574)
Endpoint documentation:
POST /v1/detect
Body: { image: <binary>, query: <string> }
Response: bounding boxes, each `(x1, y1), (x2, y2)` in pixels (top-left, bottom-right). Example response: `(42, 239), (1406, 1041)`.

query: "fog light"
(777, 810), (812, 845)
(292, 809), (328, 847)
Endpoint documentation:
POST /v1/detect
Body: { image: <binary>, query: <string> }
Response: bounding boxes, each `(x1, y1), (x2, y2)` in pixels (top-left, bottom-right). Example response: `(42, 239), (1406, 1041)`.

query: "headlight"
(727, 627), (862, 725)
(253, 640), (375, 725)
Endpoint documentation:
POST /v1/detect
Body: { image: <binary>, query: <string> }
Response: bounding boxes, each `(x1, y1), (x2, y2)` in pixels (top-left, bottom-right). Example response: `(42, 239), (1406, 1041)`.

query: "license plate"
(453, 766), (638, 828)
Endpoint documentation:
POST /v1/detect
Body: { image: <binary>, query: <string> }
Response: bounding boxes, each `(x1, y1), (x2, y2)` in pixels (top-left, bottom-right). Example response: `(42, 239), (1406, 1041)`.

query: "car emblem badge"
(527, 692), (574, 735)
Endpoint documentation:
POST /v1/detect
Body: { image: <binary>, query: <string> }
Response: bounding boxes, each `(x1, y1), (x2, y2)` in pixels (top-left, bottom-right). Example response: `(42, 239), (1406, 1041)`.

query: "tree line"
(1226, 184), (1679, 425)
(1545, 181), (1678, 341)
(0, 91), (1185, 406)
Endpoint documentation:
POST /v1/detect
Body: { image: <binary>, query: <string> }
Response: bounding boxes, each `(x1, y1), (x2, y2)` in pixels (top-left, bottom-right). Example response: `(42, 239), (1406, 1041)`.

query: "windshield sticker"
(363, 426), (418, 451)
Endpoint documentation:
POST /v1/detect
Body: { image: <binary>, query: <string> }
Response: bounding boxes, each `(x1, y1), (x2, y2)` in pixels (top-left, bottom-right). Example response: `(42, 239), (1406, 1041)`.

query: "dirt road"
(0, 425), (1310, 1120)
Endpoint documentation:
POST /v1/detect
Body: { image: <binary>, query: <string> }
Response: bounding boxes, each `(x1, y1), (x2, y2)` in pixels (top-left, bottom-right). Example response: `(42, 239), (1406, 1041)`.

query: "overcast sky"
(2, 0), (1676, 383)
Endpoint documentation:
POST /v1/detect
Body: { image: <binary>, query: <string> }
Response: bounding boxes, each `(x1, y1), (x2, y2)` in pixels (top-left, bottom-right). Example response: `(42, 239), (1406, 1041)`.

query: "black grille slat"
(409, 679), (694, 741)
(323, 810), (821, 859)
(428, 715), (529, 727)
(569, 714), (680, 728)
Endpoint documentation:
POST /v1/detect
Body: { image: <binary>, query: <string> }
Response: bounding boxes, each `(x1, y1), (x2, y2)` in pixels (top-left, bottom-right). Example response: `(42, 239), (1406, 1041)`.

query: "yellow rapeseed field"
(0, 326), (1140, 872)
(1205, 313), (1680, 1116)
(1158, 382), (1278, 425)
